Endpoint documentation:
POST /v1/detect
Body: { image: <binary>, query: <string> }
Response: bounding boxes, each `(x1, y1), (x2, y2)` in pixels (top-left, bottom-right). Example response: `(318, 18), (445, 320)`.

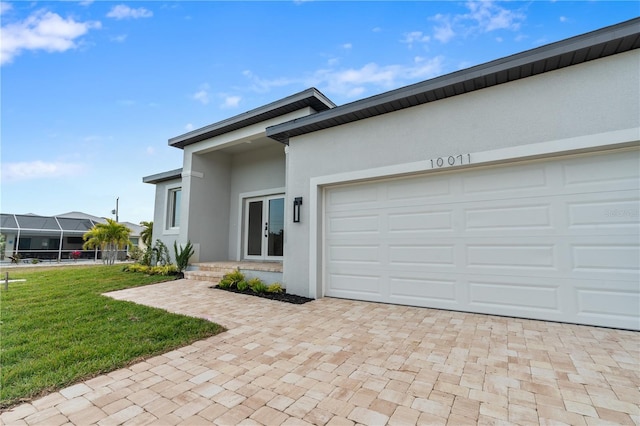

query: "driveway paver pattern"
(2, 279), (639, 425)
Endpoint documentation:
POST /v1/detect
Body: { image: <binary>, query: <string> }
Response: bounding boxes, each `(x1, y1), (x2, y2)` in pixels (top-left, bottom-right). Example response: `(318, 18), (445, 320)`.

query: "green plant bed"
(0, 265), (225, 409)
(212, 285), (313, 304)
(213, 271), (313, 304)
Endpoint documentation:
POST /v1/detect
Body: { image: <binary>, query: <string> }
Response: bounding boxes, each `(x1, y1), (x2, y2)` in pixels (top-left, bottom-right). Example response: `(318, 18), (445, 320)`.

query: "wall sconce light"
(293, 197), (303, 223)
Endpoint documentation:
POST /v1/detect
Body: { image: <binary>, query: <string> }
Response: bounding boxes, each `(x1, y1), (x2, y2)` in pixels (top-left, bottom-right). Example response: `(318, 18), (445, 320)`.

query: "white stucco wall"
(151, 177), (182, 259)
(182, 151), (232, 262)
(283, 50), (640, 297)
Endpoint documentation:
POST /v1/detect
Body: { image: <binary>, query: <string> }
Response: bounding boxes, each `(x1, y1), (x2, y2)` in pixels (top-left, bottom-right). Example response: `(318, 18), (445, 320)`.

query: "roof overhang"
(142, 168), (183, 184)
(267, 18), (640, 144)
(169, 88), (335, 149)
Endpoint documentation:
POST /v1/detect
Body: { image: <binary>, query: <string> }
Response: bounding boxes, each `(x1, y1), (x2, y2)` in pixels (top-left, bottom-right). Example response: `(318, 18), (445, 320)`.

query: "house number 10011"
(430, 154), (471, 168)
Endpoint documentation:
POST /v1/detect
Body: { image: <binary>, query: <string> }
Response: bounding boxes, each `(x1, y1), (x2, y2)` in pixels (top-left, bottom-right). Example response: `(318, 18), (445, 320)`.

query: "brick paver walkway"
(2, 279), (639, 425)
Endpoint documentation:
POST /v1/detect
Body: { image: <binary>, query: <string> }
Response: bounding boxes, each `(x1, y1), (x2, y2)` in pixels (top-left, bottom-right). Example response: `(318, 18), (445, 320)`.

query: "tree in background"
(83, 219), (131, 265)
(140, 221), (153, 248)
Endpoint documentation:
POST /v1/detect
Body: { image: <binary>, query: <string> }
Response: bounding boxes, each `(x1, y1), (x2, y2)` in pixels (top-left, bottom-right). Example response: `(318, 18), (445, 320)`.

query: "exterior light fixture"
(293, 197), (303, 223)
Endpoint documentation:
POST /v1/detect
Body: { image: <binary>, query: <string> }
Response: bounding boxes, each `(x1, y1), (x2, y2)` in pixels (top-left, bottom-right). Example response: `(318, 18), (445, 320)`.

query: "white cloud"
(432, 16), (455, 43)
(559, 16), (568, 23)
(221, 95), (241, 109)
(1, 160), (86, 182)
(106, 5), (153, 20)
(402, 31), (430, 47)
(0, 2), (12, 14)
(111, 34), (127, 43)
(146, 146), (155, 155)
(185, 123), (194, 131)
(242, 55), (444, 100)
(430, 1), (525, 44)
(515, 33), (528, 42)
(0, 10), (101, 65)
(192, 84), (210, 105)
(79, 0), (94, 6)
(342, 43), (352, 50)
(242, 70), (294, 93)
(309, 56), (444, 98)
(465, 0), (524, 32)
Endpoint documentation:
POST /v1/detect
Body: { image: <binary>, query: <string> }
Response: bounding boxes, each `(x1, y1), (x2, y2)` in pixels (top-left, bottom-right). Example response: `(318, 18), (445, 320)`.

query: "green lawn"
(0, 265), (225, 409)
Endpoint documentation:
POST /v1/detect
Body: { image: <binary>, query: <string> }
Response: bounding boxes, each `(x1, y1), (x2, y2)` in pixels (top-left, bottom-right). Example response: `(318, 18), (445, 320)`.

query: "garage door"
(324, 149), (640, 330)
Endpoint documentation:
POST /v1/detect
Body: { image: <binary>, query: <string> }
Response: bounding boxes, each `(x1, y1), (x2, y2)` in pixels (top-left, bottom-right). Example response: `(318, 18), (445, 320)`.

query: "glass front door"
(245, 195), (284, 260)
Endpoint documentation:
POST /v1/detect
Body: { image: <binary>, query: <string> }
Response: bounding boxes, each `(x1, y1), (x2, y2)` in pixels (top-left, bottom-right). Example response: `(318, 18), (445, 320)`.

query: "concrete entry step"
(185, 261), (283, 283)
(183, 270), (227, 282)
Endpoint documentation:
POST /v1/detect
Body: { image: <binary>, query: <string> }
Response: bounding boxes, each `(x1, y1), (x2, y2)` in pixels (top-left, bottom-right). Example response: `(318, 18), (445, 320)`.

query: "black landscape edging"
(211, 285), (313, 304)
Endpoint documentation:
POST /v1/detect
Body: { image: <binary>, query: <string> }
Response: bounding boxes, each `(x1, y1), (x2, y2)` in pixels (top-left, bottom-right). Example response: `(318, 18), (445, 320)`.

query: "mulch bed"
(211, 285), (313, 304)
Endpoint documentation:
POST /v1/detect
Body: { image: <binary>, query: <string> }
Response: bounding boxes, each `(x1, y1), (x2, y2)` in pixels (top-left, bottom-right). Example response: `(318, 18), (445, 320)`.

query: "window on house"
(168, 188), (181, 228)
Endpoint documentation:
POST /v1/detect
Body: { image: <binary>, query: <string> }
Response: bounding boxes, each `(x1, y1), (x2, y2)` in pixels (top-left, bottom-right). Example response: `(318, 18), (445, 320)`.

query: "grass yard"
(0, 265), (225, 409)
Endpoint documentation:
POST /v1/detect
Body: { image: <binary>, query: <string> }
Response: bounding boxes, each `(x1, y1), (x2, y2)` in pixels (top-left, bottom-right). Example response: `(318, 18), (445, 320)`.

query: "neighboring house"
(0, 212), (145, 261)
(144, 19), (640, 330)
(57, 213), (147, 252)
(119, 221), (145, 251)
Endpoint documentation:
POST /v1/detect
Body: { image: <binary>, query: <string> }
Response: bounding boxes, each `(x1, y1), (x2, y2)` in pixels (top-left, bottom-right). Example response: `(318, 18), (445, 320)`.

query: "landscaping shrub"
(123, 264), (150, 274)
(141, 240), (171, 267)
(224, 270), (245, 285)
(173, 241), (194, 274)
(214, 270), (243, 289)
(249, 278), (268, 294)
(266, 283), (284, 294)
(150, 264), (178, 276)
(217, 278), (233, 289)
(127, 246), (143, 262)
(123, 263), (177, 276)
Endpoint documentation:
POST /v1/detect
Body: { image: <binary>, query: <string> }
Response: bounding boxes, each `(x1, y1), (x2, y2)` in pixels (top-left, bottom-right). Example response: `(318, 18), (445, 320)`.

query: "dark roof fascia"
(169, 88), (336, 149)
(142, 168), (183, 184)
(267, 18), (640, 144)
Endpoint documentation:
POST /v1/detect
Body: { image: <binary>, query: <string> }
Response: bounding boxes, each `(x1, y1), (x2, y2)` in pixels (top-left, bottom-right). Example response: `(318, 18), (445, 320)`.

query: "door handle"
(264, 222), (268, 238)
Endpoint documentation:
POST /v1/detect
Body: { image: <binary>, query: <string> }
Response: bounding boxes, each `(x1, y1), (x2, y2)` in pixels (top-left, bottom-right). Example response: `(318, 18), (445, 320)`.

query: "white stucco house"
(144, 19), (639, 330)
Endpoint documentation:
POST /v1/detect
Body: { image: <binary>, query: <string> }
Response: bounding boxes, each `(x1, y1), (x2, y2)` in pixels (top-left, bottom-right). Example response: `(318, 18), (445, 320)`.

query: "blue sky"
(1, 1), (638, 224)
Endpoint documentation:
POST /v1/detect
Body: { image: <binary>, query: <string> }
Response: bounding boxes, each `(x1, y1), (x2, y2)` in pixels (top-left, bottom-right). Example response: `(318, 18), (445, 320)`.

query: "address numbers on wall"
(429, 153), (471, 169)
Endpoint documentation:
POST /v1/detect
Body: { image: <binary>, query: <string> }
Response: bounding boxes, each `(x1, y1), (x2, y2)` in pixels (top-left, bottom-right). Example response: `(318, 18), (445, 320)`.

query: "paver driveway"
(2, 279), (639, 425)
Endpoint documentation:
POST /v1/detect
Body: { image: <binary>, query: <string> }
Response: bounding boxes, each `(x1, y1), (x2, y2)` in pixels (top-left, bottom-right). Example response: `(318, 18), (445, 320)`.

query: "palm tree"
(83, 219), (132, 265)
(139, 221), (153, 248)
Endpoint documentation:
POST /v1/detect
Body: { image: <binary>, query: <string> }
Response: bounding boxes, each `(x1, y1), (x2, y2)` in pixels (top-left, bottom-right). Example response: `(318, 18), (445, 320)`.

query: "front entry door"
(244, 195), (284, 260)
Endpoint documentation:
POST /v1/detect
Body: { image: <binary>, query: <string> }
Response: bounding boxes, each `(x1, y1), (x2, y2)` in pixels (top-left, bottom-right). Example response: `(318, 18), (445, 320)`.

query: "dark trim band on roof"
(169, 88), (336, 149)
(267, 18), (640, 144)
(143, 168), (183, 184)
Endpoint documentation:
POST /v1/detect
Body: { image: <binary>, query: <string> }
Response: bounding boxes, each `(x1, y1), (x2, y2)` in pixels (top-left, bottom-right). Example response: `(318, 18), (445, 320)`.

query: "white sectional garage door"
(324, 149), (640, 330)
